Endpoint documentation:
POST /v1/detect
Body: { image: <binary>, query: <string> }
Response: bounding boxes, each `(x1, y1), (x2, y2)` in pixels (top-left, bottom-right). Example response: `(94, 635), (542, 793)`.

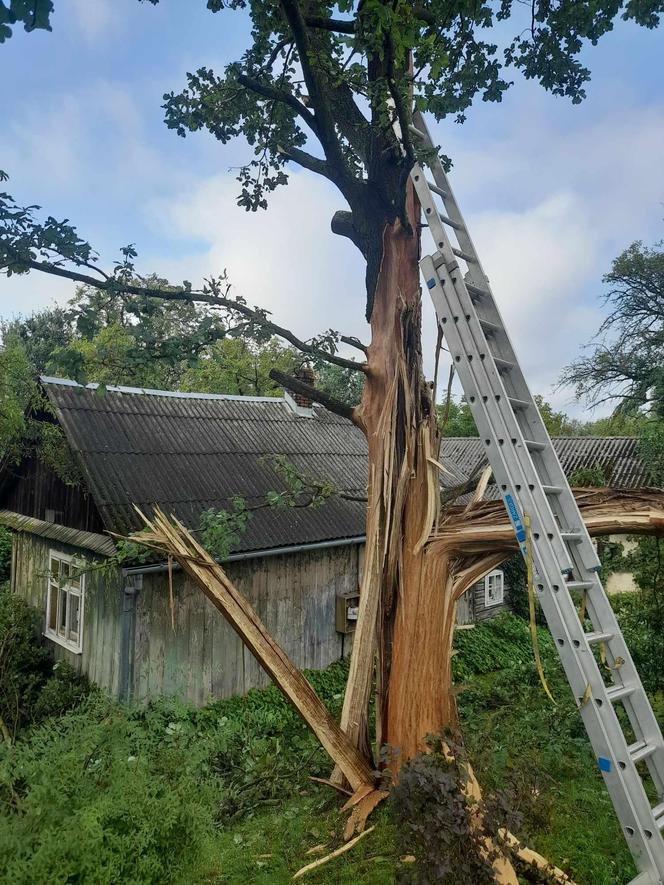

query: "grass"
(1, 608), (660, 884)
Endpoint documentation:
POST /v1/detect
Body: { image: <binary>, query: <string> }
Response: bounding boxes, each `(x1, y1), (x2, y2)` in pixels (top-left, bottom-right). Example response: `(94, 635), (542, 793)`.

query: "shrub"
(31, 661), (91, 721)
(0, 527), (11, 583)
(0, 584), (50, 740)
(390, 731), (519, 884)
(0, 696), (219, 885)
(0, 586), (92, 739)
(452, 612), (553, 681)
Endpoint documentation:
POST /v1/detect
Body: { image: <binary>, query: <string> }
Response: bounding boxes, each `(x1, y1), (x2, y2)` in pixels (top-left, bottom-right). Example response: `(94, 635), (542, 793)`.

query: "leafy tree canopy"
(561, 239), (664, 416)
(3, 0), (663, 321)
(0, 0), (52, 43)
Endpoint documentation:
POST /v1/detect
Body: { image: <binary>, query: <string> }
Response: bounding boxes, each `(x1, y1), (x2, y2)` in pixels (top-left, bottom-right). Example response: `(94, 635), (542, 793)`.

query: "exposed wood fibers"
(128, 507), (374, 793)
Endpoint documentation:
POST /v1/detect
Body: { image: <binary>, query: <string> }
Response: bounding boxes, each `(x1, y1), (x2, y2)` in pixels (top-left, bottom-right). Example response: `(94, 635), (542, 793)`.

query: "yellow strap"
(525, 514), (556, 705)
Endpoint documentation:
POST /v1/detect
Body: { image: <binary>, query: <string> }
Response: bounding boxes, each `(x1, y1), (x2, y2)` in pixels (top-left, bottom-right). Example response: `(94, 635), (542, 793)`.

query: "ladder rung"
(507, 395), (530, 410)
(466, 282), (490, 299)
(439, 212), (464, 231)
(452, 247), (477, 264)
(652, 801), (664, 827)
(561, 531), (583, 543)
(585, 630), (614, 645)
(606, 683), (636, 703)
(426, 179), (449, 199)
(566, 581), (595, 590)
(493, 357), (515, 373)
(481, 318), (503, 336)
(629, 741), (657, 764)
(524, 439), (546, 452)
(408, 124), (426, 140)
(542, 484), (564, 494)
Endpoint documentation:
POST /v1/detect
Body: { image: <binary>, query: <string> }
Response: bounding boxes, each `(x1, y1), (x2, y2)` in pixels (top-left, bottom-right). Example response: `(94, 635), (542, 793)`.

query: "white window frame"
(484, 570), (504, 608)
(45, 550), (85, 654)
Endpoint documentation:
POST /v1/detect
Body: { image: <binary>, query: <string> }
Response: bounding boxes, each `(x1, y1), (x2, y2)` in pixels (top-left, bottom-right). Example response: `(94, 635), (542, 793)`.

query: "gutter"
(118, 574), (141, 703)
(122, 534), (366, 577)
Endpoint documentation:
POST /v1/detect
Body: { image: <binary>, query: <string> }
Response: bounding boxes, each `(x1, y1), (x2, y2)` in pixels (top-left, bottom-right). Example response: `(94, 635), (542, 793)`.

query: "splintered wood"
(130, 507), (374, 793)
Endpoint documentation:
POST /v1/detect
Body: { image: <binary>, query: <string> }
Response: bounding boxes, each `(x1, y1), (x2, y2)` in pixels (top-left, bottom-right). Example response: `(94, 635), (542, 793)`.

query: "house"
(1, 377), (369, 704)
(440, 435), (654, 596)
(1, 377), (651, 704)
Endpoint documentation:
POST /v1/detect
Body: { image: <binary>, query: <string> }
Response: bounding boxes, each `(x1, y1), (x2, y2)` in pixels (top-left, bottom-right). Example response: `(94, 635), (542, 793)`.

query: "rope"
(524, 514), (556, 704)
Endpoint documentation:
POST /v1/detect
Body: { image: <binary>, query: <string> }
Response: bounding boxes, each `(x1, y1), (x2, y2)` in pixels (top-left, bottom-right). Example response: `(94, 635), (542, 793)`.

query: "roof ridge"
(40, 375), (287, 404)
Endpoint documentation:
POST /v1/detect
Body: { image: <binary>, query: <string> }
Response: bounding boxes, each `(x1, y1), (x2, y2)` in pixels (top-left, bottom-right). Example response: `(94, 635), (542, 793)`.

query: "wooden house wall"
(11, 532), (123, 694)
(130, 543), (362, 705)
(3, 456), (103, 533)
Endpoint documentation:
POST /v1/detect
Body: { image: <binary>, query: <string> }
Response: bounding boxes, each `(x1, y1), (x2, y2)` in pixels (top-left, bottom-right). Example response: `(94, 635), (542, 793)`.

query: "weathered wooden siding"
(131, 544), (362, 704)
(2, 456), (103, 533)
(11, 532), (123, 694)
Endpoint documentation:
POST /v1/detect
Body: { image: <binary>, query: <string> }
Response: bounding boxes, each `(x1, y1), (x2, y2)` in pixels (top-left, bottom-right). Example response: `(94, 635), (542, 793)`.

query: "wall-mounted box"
(336, 588), (360, 634)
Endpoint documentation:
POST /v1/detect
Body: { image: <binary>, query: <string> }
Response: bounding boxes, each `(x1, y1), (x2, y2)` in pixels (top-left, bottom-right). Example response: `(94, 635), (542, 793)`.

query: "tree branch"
(11, 255), (366, 373)
(237, 73), (318, 135)
(331, 210), (366, 255)
(276, 145), (337, 182)
(304, 16), (355, 34)
(269, 368), (361, 425)
(340, 335), (368, 355)
(279, 0), (351, 183)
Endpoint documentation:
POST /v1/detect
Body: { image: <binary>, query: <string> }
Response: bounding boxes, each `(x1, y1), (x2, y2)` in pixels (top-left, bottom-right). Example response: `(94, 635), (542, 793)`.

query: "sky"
(0, 1), (662, 418)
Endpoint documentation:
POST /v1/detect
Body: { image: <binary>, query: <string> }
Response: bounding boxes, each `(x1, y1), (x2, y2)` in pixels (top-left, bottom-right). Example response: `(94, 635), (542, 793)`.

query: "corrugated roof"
(439, 436), (654, 500)
(42, 379), (368, 553)
(39, 378), (655, 553)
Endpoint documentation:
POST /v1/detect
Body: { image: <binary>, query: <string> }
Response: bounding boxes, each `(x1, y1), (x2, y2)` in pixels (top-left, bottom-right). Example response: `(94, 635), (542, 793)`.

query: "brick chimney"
(291, 365), (316, 409)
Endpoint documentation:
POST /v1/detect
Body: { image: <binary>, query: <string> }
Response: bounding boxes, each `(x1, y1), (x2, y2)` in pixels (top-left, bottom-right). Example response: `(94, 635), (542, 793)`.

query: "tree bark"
(339, 180), (455, 767)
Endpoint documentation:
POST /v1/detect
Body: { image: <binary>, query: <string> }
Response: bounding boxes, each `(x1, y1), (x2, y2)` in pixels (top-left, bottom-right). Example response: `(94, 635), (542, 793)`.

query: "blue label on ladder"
(427, 278), (436, 289)
(598, 757), (612, 773)
(504, 494), (526, 550)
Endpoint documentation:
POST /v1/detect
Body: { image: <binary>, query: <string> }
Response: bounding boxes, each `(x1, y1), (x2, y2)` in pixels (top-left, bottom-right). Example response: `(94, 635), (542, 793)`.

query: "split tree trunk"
(340, 181), (459, 768)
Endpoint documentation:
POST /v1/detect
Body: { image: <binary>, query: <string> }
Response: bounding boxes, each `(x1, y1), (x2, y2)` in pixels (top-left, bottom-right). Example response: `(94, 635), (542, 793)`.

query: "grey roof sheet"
(41, 378), (654, 553)
(440, 436), (654, 500)
(42, 379), (367, 553)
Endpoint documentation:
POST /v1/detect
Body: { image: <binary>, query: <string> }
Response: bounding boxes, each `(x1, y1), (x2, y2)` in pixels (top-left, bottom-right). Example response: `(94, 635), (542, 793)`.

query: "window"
(484, 570), (504, 607)
(45, 551), (84, 653)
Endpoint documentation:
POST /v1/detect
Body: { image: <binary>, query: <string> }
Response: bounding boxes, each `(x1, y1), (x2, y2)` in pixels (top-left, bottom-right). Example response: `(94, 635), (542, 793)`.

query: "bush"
(32, 661), (91, 721)
(0, 586), (92, 739)
(0, 584), (50, 740)
(611, 589), (664, 695)
(452, 612), (553, 681)
(390, 731), (519, 884)
(0, 666), (348, 885)
(0, 527), (11, 583)
(0, 696), (219, 885)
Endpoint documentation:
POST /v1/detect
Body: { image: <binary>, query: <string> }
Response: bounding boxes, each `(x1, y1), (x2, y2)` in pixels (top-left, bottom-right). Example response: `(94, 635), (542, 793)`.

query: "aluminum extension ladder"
(408, 109), (664, 885)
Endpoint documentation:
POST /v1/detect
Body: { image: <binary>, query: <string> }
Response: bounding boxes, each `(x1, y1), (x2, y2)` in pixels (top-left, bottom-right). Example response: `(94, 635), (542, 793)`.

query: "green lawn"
(1, 609), (659, 884)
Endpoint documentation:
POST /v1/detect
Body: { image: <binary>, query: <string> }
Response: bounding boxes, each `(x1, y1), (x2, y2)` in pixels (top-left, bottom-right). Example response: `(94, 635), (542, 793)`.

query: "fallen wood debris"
(499, 830), (576, 884)
(129, 507), (374, 793)
(292, 826), (375, 880)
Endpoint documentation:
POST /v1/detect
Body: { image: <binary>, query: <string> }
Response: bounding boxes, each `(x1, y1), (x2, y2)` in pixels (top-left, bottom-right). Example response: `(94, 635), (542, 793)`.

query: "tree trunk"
(339, 180), (459, 769)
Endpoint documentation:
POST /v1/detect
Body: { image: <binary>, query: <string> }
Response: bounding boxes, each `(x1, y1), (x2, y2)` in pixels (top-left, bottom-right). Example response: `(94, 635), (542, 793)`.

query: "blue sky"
(1, 1), (663, 417)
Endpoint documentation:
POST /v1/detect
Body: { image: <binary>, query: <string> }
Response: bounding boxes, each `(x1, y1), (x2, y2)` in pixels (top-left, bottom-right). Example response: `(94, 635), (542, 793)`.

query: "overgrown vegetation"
(1, 605), (659, 883)
(0, 584), (90, 741)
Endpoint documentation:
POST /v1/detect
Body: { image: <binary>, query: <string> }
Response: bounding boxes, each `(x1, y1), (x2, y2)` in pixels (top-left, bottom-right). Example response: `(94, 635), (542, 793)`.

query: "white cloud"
(424, 100), (664, 415)
(69, 0), (116, 43)
(144, 171), (368, 348)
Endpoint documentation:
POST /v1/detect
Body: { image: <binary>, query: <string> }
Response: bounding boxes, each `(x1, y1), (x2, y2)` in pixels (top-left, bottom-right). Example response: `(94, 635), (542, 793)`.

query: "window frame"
(45, 549), (85, 654)
(484, 569), (504, 608)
